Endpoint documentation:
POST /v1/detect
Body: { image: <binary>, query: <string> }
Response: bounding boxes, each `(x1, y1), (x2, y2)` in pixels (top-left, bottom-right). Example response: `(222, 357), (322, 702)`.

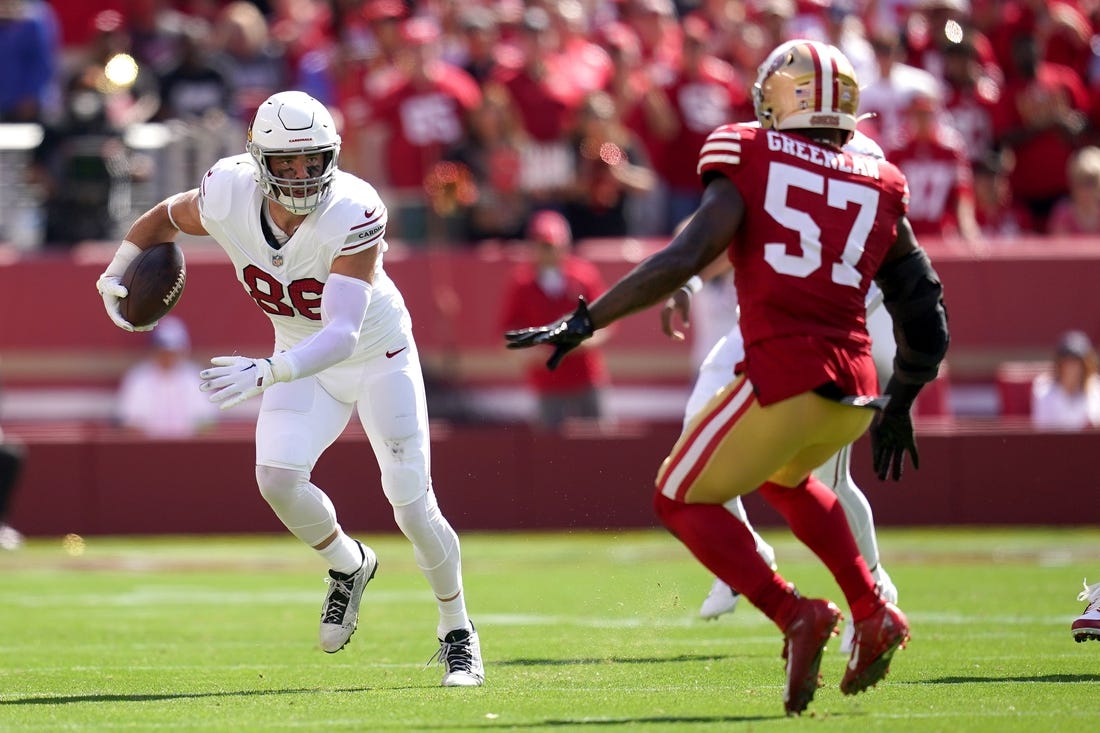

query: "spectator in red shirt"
(888, 91), (979, 242)
(904, 0), (1000, 83)
(601, 20), (677, 237)
(993, 32), (1091, 231)
(563, 90), (657, 239)
(859, 28), (943, 152)
(499, 210), (609, 429)
(942, 32), (1001, 165)
(333, 0), (409, 179)
(620, 0), (682, 77)
(367, 17), (482, 242)
(1048, 145), (1100, 235)
(443, 83), (531, 242)
(972, 150), (1035, 239)
(649, 15), (753, 234)
(492, 7), (583, 144)
(491, 7), (585, 207)
(550, 0), (614, 95)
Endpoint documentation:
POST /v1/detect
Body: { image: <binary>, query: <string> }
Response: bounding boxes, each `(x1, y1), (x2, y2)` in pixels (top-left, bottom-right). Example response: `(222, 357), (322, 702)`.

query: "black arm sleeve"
(873, 246), (949, 404)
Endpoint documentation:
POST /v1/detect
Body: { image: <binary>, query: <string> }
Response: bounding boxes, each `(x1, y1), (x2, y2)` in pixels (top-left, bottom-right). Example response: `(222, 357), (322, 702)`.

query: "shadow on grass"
(0, 686), (391, 706)
(921, 674), (1100, 684)
(496, 654), (734, 667)
(421, 714), (780, 728)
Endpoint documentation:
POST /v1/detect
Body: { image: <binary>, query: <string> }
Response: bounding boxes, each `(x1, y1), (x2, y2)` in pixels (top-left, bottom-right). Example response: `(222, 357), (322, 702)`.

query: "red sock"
(758, 477), (883, 622)
(654, 492), (800, 630)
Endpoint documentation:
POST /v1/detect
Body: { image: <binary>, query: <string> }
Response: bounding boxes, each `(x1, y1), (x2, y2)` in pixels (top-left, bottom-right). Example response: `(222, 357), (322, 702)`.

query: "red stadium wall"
(3, 420), (1097, 536)
(3, 237), (1100, 535)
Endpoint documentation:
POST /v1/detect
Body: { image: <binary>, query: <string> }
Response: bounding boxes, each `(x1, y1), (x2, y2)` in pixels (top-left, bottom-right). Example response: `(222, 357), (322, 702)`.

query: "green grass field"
(0, 527), (1097, 732)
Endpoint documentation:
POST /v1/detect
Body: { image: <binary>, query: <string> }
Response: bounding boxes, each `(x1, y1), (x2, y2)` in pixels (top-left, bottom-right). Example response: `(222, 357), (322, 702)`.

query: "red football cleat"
(840, 601), (910, 696)
(781, 597), (842, 716)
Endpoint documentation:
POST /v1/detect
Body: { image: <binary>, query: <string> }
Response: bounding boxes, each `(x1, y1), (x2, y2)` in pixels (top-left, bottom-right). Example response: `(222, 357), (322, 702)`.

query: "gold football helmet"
(753, 40), (860, 133)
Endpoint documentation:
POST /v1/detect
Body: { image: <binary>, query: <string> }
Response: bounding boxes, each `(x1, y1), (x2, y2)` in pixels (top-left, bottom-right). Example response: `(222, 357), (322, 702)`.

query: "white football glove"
(199, 355), (292, 410)
(96, 241), (155, 332)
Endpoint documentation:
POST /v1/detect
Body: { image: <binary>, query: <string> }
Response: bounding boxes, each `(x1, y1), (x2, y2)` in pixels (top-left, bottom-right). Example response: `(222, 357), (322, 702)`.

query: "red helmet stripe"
(807, 43), (824, 112)
(830, 50), (840, 113)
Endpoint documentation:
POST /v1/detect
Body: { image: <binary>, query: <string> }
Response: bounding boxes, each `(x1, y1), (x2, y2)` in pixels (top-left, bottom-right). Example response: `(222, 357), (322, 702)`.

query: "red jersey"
(499, 258), (609, 394)
(491, 61), (585, 143)
(369, 63), (482, 190)
(655, 57), (753, 191)
(698, 124), (909, 404)
(944, 80), (999, 162)
(888, 127), (973, 239)
(993, 62), (1091, 203)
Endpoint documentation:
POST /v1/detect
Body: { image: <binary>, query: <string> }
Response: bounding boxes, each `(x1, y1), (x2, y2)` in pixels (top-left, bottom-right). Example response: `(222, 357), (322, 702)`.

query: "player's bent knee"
(378, 435), (430, 506)
(255, 464), (309, 508)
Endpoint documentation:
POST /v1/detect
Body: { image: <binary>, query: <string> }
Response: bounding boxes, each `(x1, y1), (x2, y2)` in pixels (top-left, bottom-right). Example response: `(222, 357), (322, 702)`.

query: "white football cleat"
(1073, 579), (1100, 643)
(699, 578), (741, 620)
(873, 564), (899, 605)
(431, 624), (484, 687)
(319, 542), (378, 653)
(0, 524), (24, 551)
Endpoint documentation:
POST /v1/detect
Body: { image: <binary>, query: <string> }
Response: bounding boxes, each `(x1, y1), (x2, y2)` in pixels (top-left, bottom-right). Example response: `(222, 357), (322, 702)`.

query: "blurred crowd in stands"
(2, 0), (1100, 248)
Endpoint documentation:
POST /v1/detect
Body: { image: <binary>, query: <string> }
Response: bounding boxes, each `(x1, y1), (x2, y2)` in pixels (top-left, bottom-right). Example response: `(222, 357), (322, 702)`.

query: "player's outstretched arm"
(95, 191), (207, 332)
(505, 177), (742, 368)
(587, 177), (743, 330)
(870, 216), (950, 480)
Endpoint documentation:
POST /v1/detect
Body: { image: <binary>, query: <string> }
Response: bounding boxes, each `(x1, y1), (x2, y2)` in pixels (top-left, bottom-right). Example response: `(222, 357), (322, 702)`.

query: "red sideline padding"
(4, 419), (1095, 537)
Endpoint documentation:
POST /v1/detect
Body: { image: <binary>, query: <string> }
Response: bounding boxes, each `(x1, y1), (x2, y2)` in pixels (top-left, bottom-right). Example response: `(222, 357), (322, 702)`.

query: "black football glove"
(870, 377), (923, 481)
(870, 409), (919, 481)
(504, 296), (595, 370)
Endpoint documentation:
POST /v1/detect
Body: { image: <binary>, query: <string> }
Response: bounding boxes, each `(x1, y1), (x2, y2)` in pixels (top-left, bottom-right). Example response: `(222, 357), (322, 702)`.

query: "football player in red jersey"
(507, 41), (948, 715)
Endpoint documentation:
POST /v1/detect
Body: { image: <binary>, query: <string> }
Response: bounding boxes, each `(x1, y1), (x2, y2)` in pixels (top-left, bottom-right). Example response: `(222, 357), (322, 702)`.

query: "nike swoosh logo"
(385, 347), (407, 359)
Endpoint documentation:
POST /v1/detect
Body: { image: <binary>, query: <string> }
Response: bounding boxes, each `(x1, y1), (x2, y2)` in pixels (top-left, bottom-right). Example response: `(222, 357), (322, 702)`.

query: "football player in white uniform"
(95, 91), (483, 686)
(660, 41), (900, 650)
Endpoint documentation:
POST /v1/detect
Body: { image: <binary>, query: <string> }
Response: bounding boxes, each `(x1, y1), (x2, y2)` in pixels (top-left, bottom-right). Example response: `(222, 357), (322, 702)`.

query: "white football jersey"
(198, 154), (406, 358)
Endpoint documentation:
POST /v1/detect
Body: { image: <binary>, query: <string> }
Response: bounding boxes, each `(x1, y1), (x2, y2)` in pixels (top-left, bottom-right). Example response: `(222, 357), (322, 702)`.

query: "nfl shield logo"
(272, 253), (284, 267)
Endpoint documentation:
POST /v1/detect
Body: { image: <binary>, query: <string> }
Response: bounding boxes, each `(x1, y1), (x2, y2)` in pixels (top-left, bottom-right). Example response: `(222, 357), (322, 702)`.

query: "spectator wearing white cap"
(117, 316), (218, 438)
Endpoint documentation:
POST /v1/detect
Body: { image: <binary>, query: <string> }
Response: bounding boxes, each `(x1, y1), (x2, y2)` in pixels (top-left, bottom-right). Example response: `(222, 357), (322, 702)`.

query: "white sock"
(438, 591), (471, 639)
(316, 532), (365, 575)
(392, 490), (469, 638)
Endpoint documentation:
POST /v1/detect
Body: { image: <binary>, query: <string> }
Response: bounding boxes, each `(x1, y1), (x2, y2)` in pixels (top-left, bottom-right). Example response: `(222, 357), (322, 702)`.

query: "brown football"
(119, 242), (186, 328)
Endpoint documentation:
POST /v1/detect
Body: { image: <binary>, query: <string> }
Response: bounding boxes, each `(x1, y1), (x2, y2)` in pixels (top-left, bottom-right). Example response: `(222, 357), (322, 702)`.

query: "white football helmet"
(247, 91), (341, 214)
(753, 40), (860, 135)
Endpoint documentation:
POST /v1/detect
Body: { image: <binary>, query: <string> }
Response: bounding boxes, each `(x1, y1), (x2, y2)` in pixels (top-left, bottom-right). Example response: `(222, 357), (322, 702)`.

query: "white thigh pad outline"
(356, 351), (432, 507)
(256, 377), (354, 472)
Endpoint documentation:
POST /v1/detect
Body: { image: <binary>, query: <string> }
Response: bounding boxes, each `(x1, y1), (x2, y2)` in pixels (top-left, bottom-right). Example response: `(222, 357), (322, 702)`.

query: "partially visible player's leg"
(1073, 580), (1100, 642)
(685, 331), (777, 619)
(655, 382), (898, 713)
(255, 377), (377, 653)
(0, 440), (26, 550)
(814, 445), (896, 601)
(357, 343), (482, 686)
